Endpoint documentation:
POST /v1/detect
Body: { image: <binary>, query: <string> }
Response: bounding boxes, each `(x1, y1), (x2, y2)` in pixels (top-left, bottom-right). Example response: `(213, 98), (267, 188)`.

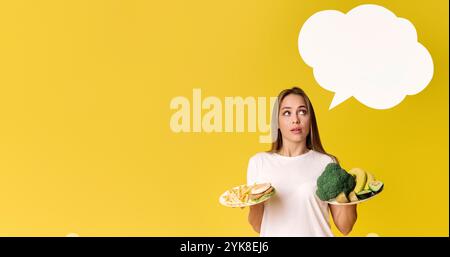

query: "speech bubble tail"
(329, 93), (351, 110)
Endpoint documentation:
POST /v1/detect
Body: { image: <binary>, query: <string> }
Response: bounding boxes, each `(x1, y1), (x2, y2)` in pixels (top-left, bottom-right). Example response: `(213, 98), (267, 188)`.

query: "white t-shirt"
(246, 150), (335, 237)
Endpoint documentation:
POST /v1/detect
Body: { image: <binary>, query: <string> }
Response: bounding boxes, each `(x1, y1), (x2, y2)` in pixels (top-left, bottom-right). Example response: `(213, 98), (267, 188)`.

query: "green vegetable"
(368, 181), (384, 193)
(364, 172), (376, 190)
(347, 168), (367, 193)
(356, 189), (373, 200)
(316, 163), (356, 201)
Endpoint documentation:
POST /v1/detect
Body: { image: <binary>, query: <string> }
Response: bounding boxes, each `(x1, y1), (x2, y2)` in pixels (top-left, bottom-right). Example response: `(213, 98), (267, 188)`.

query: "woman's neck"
(278, 141), (309, 157)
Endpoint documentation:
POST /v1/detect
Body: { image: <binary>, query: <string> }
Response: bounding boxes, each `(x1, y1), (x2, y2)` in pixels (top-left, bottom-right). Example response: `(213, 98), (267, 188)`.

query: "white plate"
(219, 184), (275, 208)
(326, 187), (384, 205)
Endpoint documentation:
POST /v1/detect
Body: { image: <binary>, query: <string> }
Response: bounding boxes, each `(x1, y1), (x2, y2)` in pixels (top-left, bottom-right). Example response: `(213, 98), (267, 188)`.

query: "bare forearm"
(248, 204), (264, 233)
(330, 204), (357, 235)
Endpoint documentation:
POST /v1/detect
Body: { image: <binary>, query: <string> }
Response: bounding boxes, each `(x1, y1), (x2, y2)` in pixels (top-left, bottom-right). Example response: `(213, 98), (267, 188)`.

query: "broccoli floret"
(316, 163), (356, 201)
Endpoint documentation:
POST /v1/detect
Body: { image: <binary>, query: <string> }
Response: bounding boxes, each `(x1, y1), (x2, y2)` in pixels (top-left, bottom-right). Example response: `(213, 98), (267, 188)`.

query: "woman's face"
(278, 93), (311, 145)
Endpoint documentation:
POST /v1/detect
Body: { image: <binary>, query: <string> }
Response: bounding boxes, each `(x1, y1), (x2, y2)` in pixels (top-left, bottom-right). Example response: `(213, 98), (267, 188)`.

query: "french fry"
(223, 184), (254, 206)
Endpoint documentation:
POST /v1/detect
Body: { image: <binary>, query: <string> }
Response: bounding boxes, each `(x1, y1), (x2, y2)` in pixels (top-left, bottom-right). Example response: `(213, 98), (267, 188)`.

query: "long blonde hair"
(268, 87), (339, 164)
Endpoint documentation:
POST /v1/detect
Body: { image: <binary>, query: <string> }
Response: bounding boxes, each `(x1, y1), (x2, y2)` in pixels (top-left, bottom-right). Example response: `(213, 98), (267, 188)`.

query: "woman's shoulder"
(249, 151), (273, 162)
(250, 151), (272, 159)
(309, 150), (336, 164)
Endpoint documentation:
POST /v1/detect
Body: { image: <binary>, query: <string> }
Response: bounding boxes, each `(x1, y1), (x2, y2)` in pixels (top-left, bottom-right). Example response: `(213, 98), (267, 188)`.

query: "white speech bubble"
(298, 4), (434, 110)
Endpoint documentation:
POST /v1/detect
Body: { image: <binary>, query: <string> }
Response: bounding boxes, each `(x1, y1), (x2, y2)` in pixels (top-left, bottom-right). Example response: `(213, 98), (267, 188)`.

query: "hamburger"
(248, 183), (275, 203)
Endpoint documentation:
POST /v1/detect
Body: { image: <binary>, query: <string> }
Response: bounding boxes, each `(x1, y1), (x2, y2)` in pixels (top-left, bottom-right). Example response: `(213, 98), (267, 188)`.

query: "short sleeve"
(328, 156), (337, 163)
(328, 155), (338, 165)
(246, 156), (259, 186)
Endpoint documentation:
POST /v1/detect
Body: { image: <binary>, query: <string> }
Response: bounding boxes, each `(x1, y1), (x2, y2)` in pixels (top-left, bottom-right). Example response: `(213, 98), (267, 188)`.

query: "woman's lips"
(290, 128), (302, 134)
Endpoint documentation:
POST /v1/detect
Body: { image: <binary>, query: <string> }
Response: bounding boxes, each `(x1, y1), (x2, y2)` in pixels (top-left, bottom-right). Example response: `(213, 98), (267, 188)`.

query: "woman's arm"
(329, 204), (357, 236)
(248, 203), (264, 233)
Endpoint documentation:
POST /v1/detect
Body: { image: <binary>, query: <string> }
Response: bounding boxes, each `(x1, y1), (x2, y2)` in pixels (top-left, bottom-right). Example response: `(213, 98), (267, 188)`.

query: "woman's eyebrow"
(281, 105), (306, 110)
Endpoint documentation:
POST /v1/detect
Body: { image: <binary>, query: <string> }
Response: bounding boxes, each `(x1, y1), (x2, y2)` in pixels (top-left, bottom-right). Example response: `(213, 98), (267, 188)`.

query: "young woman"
(247, 87), (357, 236)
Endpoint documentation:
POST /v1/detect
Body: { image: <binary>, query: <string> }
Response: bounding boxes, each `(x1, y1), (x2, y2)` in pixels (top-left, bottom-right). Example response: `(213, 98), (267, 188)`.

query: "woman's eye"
(282, 111), (290, 116)
(298, 109), (307, 115)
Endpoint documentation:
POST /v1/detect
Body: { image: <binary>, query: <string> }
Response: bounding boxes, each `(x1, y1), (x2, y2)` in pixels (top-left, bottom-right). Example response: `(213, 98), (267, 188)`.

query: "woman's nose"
(292, 115), (300, 124)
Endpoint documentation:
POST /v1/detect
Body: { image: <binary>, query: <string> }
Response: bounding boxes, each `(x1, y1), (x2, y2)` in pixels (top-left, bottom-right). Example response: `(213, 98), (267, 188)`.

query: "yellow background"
(0, 0), (448, 236)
